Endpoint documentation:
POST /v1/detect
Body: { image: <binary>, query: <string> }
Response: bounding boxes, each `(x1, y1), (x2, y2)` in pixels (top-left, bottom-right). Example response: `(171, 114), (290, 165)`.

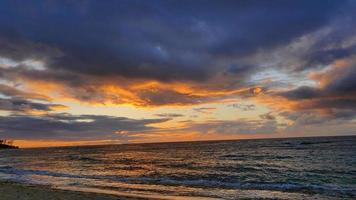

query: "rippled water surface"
(0, 136), (355, 199)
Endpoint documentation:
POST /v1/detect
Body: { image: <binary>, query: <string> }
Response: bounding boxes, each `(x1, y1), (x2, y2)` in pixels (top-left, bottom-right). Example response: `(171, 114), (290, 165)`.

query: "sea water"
(0, 136), (355, 199)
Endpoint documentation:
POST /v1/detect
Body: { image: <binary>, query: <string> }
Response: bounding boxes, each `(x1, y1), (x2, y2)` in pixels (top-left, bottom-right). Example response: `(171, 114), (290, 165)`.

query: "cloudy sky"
(0, 0), (355, 147)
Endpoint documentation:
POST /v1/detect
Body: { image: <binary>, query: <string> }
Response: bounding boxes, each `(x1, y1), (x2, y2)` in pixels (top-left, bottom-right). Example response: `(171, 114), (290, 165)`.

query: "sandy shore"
(0, 180), (338, 200)
(0, 181), (147, 200)
(0, 181), (216, 200)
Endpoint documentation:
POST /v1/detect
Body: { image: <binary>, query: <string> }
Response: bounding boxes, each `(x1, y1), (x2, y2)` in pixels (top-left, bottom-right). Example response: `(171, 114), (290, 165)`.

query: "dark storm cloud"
(277, 63), (356, 124)
(0, 98), (65, 112)
(325, 67), (356, 95)
(278, 82), (356, 103)
(299, 45), (356, 71)
(226, 64), (251, 74)
(291, 9), (356, 71)
(0, 0), (355, 129)
(0, 113), (169, 140)
(0, 84), (50, 101)
(301, 98), (356, 111)
(0, 34), (61, 62)
(278, 86), (322, 100)
(207, 1), (343, 57)
(277, 62), (356, 112)
(0, 84), (66, 112)
(279, 109), (356, 128)
(0, 0), (347, 82)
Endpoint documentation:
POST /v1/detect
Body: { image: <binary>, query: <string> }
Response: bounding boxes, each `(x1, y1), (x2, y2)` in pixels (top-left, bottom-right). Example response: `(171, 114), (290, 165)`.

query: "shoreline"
(0, 180), (150, 200)
(0, 180), (218, 200)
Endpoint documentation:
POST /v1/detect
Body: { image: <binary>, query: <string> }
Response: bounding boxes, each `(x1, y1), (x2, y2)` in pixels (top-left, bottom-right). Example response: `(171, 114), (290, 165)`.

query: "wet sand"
(0, 181), (217, 200)
(0, 180), (342, 200)
(0, 181), (146, 200)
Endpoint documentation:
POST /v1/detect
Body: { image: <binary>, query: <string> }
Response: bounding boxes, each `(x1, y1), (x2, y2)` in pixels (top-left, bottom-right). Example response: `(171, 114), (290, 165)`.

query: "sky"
(0, 0), (356, 147)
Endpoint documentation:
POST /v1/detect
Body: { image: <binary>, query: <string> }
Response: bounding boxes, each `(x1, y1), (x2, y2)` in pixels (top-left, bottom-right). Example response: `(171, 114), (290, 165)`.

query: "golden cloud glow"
(18, 74), (262, 108)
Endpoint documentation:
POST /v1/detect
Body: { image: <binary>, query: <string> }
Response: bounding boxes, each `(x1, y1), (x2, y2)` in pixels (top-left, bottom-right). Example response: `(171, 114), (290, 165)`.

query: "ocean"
(0, 136), (355, 199)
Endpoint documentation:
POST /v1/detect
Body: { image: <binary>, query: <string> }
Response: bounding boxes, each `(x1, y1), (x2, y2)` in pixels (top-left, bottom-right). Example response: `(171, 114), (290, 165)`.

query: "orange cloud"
(17, 73), (262, 108)
(309, 58), (352, 88)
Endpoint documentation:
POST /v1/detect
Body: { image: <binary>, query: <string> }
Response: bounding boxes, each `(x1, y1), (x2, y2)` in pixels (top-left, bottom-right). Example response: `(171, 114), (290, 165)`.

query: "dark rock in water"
(0, 144), (19, 149)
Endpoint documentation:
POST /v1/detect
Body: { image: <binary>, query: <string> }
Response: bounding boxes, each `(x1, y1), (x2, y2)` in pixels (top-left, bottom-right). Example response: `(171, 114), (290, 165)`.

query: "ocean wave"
(65, 155), (102, 163)
(220, 154), (293, 160)
(0, 165), (355, 198)
(146, 178), (356, 196)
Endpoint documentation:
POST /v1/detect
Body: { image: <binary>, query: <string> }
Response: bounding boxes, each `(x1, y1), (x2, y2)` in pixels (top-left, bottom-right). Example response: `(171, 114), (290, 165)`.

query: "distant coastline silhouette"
(0, 140), (18, 149)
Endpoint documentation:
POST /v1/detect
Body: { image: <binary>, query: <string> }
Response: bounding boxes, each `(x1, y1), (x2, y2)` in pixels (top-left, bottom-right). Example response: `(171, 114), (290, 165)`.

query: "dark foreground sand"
(0, 181), (147, 200)
(0, 181), (216, 200)
(0, 181), (340, 200)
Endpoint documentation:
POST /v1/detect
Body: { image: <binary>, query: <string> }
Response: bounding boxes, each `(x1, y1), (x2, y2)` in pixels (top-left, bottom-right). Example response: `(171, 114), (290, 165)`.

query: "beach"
(0, 181), (144, 200)
(0, 181), (218, 200)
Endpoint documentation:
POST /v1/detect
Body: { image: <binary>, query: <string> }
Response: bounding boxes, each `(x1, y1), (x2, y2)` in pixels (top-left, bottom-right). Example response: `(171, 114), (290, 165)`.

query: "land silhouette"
(0, 140), (18, 149)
